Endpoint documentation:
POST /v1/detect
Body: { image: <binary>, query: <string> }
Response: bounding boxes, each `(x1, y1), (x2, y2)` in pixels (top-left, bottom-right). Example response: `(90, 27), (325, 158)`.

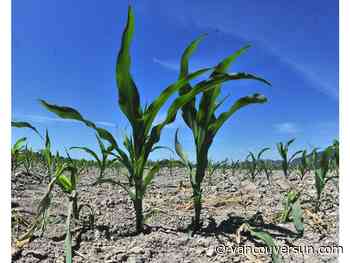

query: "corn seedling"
(39, 6), (229, 233)
(246, 148), (270, 182)
(207, 159), (226, 185)
(279, 190), (304, 235)
(296, 150), (311, 181)
(235, 223), (281, 263)
(174, 40), (270, 231)
(261, 160), (274, 186)
(22, 146), (34, 175)
(276, 138), (303, 178)
(230, 159), (240, 177)
(311, 146), (337, 212)
(11, 121), (56, 182)
(330, 139), (339, 176)
(221, 158), (229, 175)
(17, 159), (93, 263)
(70, 134), (115, 184)
(11, 121), (43, 174)
(41, 129), (54, 182)
(11, 137), (26, 173)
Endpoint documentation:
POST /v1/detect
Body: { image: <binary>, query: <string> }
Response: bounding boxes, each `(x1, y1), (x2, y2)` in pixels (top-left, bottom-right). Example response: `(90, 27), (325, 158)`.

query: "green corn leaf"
(179, 35), (207, 79)
(142, 164), (160, 193)
(97, 178), (136, 201)
(39, 99), (119, 150)
(13, 137), (27, 151)
(209, 93), (267, 135)
(56, 174), (72, 193)
(70, 147), (101, 167)
(211, 45), (251, 77)
(144, 67), (211, 134)
(151, 70), (248, 133)
(150, 146), (174, 156)
(116, 5), (142, 127)
(96, 134), (106, 154)
(44, 129), (51, 151)
(288, 150), (303, 164)
(11, 121), (43, 139)
(276, 142), (284, 158)
(257, 147), (270, 159)
(247, 152), (256, 162)
(213, 94), (230, 112)
(287, 138), (296, 147)
(315, 170), (324, 197)
(54, 164), (73, 193)
(249, 228), (281, 263)
(197, 45), (252, 126)
(291, 201), (304, 235)
(177, 36), (207, 129)
(174, 129), (190, 166)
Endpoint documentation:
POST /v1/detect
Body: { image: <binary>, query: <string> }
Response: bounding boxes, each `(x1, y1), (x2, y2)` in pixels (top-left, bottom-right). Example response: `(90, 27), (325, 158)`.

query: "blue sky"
(12, 0), (338, 161)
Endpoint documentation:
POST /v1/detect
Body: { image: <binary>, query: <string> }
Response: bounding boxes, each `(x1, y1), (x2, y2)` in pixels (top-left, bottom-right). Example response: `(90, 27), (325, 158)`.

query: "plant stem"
(133, 197), (144, 233)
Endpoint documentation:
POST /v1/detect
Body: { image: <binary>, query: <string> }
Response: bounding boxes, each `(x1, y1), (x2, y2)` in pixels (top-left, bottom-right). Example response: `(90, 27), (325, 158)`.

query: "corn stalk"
(311, 146), (337, 212)
(11, 137), (26, 173)
(279, 190), (304, 235)
(297, 150), (311, 181)
(230, 159), (240, 177)
(276, 139), (302, 178)
(174, 41), (271, 231)
(246, 148), (270, 182)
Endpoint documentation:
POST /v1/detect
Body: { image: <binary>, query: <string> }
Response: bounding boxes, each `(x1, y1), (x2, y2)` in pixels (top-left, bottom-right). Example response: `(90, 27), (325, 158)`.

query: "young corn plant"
(207, 159), (226, 185)
(245, 148), (270, 182)
(11, 137), (27, 173)
(296, 150), (311, 181)
(276, 139), (303, 178)
(16, 160), (92, 263)
(175, 41), (271, 231)
(70, 134), (115, 184)
(41, 129), (54, 182)
(11, 121), (55, 182)
(11, 121), (43, 173)
(311, 146), (337, 212)
(23, 146), (34, 175)
(39, 6), (231, 233)
(220, 158), (229, 175)
(330, 139), (339, 176)
(279, 190), (304, 235)
(230, 159), (240, 177)
(261, 160), (274, 186)
(236, 223), (281, 263)
(22, 145), (42, 182)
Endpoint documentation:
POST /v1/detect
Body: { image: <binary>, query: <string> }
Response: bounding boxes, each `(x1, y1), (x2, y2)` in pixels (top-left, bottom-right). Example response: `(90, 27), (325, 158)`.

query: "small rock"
(206, 247), (216, 257)
(127, 255), (144, 263)
(129, 246), (144, 254)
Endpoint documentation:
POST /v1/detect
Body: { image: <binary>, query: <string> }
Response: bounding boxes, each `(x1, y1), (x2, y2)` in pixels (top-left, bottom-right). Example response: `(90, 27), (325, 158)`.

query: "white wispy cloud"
(152, 57), (179, 71)
(148, 1), (338, 100)
(274, 122), (300, 134)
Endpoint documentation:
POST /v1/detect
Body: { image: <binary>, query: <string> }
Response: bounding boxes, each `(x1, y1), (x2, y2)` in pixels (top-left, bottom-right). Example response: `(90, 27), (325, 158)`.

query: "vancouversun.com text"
(213, 244), (343, 257)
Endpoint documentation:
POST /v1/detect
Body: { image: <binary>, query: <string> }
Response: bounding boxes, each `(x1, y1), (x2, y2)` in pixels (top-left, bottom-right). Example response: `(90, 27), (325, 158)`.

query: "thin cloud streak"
(153, 57), (179, 71)
(274, 122), (300, 134)
(13, 114), (116, 127)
